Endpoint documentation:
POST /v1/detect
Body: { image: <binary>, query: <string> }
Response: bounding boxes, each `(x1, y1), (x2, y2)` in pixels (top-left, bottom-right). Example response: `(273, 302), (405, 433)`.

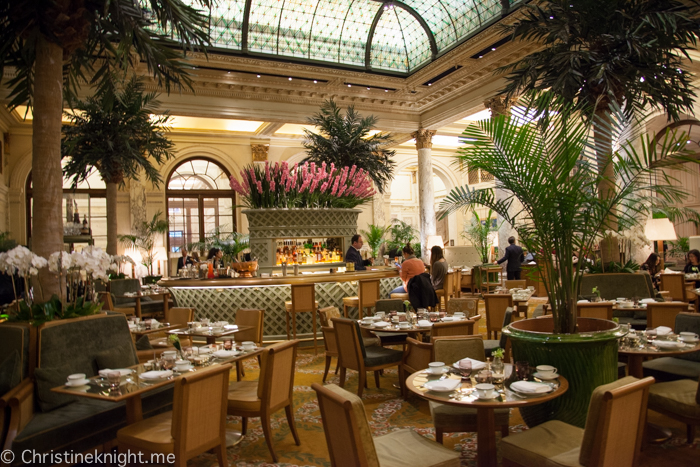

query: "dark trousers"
(507, 270), (521, 280)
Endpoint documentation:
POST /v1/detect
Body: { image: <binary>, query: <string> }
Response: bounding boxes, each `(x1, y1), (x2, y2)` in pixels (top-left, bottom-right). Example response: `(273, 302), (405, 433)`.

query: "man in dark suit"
(345, 234), (374, 271)
(176, 248), (194, 270)
(497, 236), (524, 280)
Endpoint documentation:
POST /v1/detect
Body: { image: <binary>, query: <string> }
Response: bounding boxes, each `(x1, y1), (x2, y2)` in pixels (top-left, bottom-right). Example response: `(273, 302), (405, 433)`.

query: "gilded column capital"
(411, 128), (437, 150)
(483, 96), (519, 117)
(251, 144), (269, 162)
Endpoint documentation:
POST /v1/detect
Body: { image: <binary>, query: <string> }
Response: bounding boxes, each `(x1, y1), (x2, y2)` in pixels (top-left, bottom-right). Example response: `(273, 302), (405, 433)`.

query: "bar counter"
(159, 267), (401, 340)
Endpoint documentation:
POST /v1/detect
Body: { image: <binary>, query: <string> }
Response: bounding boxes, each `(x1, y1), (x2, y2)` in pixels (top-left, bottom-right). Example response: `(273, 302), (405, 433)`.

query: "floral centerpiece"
(229, 161), (375, 209)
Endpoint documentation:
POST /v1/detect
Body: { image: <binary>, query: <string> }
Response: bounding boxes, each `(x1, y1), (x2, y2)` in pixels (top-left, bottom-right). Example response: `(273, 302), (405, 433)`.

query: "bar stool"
(285, 284), (319, 353)
(343, 279), (380, 319)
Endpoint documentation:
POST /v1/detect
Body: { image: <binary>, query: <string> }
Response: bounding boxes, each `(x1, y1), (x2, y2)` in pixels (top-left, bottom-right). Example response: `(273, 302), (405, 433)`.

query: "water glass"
(107, 371), (121, 390)
(491, 360), (505, 384)
(458, 360), (472, 378)
(476, 369), (493, 384)
(161, 355), (176, 371)
(223, 338), (234, 351)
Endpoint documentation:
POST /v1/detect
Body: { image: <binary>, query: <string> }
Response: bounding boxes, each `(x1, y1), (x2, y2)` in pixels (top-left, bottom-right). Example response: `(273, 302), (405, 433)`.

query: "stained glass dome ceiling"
(188, 1), (520, 74)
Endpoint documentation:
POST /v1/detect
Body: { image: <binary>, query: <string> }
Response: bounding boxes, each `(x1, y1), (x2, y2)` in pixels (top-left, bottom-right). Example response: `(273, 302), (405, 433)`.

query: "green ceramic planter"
(504, 317), (621, 428)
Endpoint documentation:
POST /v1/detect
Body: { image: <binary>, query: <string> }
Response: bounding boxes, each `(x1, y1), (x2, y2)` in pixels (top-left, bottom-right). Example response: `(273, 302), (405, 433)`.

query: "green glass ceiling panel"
(370, 8), (409, 73)
(440, 0), (496, 40)
(337, 0), (377, 66)
(248, 0), (284, 54)
(401, 1), (456, 53)
(308, 0), (349, 62)
(210, 1), (245, 50)
(278, 0), (320, 58)
(395, 8), (432, 71)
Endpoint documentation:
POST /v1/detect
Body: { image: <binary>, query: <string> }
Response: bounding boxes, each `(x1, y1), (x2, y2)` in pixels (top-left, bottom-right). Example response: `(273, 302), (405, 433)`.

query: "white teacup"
(362, 318), (373, 324)
(375, 312), (385, 319)
(162, 350), (177, 359)
(428, 362), (445, 374)
(536, 365), (558, 378)
(68, 373), (86, 381)
(398, 322), (410, 328)
(174, 359), (190, 371)
(679, 332), (699, 342)
(475, 383), (496, 399)
(241, 341), (255, 350)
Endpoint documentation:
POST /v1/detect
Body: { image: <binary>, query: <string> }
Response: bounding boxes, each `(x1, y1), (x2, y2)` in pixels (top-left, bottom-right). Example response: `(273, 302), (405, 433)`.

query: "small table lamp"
(644, 218), (677, 269)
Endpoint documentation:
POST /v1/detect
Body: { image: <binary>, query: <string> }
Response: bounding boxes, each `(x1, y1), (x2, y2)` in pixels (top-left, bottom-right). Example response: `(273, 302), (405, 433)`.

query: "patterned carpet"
(186, 347), (698, 467)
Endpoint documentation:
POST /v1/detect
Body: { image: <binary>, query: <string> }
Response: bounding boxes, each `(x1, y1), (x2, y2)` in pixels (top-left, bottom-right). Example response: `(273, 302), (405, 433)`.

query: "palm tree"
(303, 99), (397, 194)
(62, 75), (176, 255)
(440, 96), (699, 334)
(119, 211), (169, 277)
(0, 0), (212, 299)
(495, 0), (700, 260)
(360, 224), (390, 260)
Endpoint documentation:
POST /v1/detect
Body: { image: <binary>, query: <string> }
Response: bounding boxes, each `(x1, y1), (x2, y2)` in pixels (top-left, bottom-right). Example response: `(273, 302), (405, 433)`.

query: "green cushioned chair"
(501, 376), (654, 467)
(647, 378), (700, 444)
(332, 317), (403, 398)
(580, 273), (655, 301)
(643, 313), (700, 382)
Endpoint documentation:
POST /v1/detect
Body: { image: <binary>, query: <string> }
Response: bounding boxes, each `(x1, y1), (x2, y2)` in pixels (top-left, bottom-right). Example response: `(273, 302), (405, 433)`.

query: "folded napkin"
(455, 357), (486, 370)
(655, 326), (672, 336)
(577, 299), (590, 304)
(139, 370), (173, 380)
(213, 350), (238, 358)
(654, 340), (682, 350)
(424, 379), (461, 392)
(417, 320), (433, 327)
(511, 381), (552, 394)
(640, 298), (657, 304)
(664, 268), (681, 274)
(372, 321), (390, 328)
(98, 368), (132, 377)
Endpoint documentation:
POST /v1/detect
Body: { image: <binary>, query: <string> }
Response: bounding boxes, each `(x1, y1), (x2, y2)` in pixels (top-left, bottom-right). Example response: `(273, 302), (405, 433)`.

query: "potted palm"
(461, 209), (501, 289)
(119, 212), (169, 284)
(440, 95), (699, 427)
(360, 224), (389, 265)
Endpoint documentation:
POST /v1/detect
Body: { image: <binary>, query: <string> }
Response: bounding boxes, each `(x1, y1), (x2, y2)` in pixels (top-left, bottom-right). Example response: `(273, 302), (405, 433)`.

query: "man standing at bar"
(497, 236), (524, 280)
(346, 234), (374, 271)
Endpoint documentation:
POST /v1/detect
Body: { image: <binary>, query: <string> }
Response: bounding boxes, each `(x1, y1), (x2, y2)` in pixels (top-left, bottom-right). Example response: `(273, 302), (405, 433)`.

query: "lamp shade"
(426, 235), (444, 250)
(644, 218), (677, 241)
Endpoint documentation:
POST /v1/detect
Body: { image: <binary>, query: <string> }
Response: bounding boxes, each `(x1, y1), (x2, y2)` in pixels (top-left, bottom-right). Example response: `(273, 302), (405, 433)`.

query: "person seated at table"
(207, 247), (225, 269)
(389, 243), (425, 295)
(345, 234), (374, 271)
(177, 248), (195, 270)
(430, 245), (448, 291)
(684, 249), (700, 287)
(191, 250), (200, 264)
(641, 252), (661, 290)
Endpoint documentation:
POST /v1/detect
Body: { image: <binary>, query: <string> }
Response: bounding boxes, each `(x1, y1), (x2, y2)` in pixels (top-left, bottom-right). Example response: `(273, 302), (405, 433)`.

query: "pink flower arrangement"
(230, 161), (376, 209)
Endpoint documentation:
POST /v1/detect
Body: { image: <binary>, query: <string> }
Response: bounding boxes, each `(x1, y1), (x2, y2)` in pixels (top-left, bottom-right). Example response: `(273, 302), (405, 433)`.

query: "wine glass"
(458, 360), (472, 379)
(161, 355), (175, 371)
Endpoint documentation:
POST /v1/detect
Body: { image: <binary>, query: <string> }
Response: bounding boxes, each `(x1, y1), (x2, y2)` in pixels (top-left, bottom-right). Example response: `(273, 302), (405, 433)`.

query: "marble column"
(484, 96), (520, 257)
(412, 128), (437, 261)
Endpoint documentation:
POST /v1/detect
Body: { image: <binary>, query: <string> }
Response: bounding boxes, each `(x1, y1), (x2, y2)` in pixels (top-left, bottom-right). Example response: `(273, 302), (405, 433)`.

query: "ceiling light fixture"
(257, 74), (260, 78)
(288, 77), (292, 80)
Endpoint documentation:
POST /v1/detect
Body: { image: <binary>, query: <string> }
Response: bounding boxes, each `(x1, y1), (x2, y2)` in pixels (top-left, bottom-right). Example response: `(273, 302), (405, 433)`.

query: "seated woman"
(640, 252), (661, 290)
(684, 249), (700, 288)
(389, 243), (425, 296)
(430, 245), (448, 291)
(207, 247), (224, 269)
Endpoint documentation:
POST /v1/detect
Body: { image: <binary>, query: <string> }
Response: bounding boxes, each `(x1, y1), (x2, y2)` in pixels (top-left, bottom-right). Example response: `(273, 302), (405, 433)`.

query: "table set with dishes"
(167, 318), (250, 345)
(115, 287), (171, 318)
(406, 359), (568, 467)
(618, 324), (700, 378)
(358, 310), (472, 336)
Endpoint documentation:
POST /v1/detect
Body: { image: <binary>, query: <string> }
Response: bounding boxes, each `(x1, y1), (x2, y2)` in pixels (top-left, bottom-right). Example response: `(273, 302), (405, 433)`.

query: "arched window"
(26, 166), (108, 250)
(166, 158), (236, 256)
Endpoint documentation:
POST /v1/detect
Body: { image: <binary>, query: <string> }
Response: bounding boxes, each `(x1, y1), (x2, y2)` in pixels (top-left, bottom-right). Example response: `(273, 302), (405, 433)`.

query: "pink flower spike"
(349, 165), (357, 179)
(257, 181), (263, 194)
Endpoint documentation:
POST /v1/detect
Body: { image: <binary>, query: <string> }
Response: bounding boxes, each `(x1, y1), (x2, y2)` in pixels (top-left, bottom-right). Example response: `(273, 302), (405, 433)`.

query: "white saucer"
(66, 379), (90, 387)
(476, 393), (498, 400)
(533, 372), (559, 381)
(174, 364), (194, 372)
(423, 379), (461, 392)
(679, 337), (699, 344)
(425, 367), (449, 376)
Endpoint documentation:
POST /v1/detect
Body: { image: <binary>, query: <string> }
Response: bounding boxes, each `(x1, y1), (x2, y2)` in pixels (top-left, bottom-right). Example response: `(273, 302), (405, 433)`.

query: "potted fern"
(440, 95), (699, 427)
(360, 224), (389, 265)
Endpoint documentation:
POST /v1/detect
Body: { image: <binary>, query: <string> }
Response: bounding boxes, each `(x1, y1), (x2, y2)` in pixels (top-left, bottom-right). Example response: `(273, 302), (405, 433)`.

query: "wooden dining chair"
(227, 340), (300, 463)
(660, 274), (691, 303)
(429, 316), (480, 340)
(117, 363), (232, 467)
(484, 294), (513, 339)
(446, 297), (480, 318)
(232, 308), (265, 380)
(285, 284), (319, 353)
(453, 269), (462, 298)
(332, 317), (403, 397)
(647, 302), (688, 329)
(648, 376), (700, 443)
(484, 308), (513, 362)
(311, 383), (460, 467)
(577, 301), (614, 321)
(429, 336), (510, 443)
(165, 307), (194, 326)
(435, 272), (455, 311)
(504, 280), (527, 290)
(343, 279), (380, 320)
(98, 291), (135, 316)
(399, 337), (433, 398)
(501, 376), (654, 467)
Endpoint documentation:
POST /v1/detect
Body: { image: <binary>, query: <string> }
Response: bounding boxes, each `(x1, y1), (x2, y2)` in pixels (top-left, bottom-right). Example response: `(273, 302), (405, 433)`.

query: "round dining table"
(618, 340), (700, 378)
(406, 368), (568, 467)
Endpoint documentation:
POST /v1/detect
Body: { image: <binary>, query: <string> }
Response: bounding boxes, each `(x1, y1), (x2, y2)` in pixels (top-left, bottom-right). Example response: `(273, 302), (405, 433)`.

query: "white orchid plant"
(0, 245), (48, 304)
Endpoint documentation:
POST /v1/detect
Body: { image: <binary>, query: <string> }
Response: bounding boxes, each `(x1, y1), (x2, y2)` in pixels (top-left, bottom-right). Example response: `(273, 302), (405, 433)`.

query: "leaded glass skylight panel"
(210, 1), (245, 50)
(308, 0), (349, 62)
(401, 1), (456, 52)
(337, 0), (377, 66)
(442, 0), (500, 40)
(248, 0), (284, 54)
(395, 8), (432, 71)
(278, 0), (320, 58)
(370, 9), (409, 72)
